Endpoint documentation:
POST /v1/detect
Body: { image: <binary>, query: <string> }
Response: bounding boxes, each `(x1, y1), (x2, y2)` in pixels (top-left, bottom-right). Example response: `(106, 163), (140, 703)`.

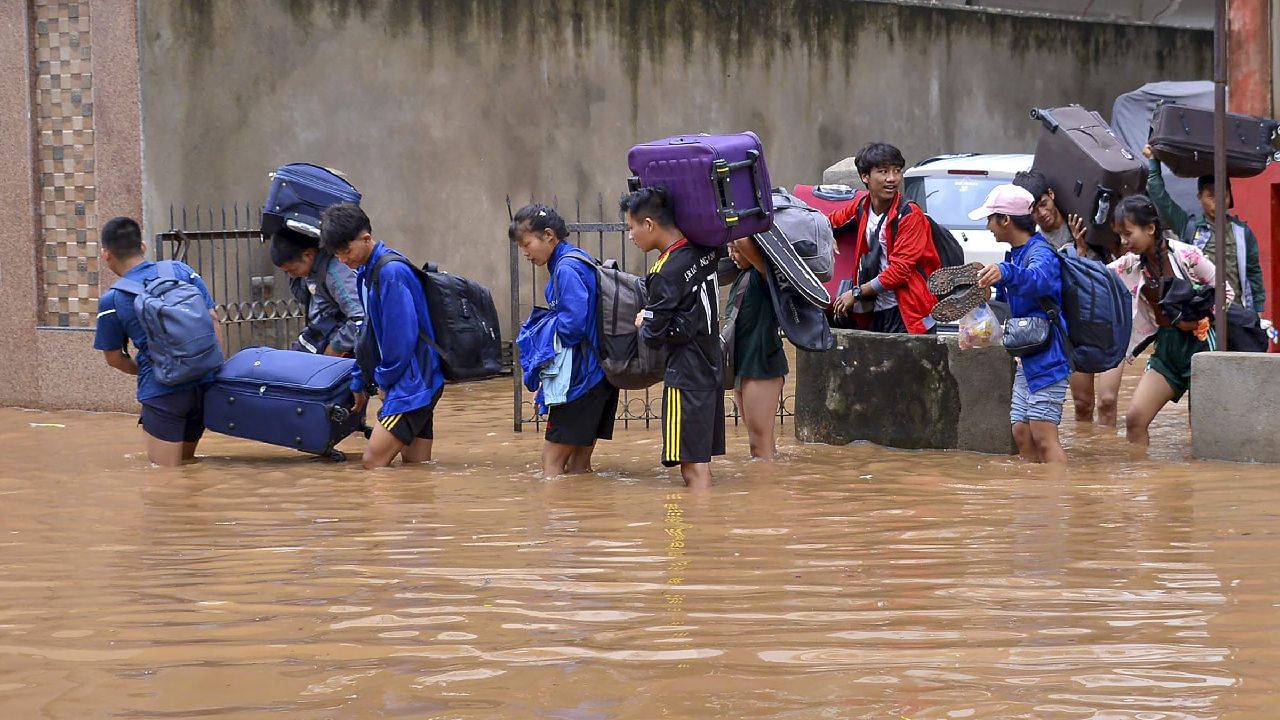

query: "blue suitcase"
(260, 163), (361, 240)
(204, 347), (369, 461)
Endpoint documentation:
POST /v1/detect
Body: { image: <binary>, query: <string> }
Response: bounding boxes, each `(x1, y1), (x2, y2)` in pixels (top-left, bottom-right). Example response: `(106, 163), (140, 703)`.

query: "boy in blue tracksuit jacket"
(320, 203), (445, 470)
(510, 204), (617, 477)
(972, 185), (1070, 464)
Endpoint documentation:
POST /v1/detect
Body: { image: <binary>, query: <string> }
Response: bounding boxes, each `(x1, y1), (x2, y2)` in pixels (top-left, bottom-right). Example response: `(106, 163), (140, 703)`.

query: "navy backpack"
(1041, 250), (1132, 373)
(261, 163), (361, 239)
(111, 261), (223, 385)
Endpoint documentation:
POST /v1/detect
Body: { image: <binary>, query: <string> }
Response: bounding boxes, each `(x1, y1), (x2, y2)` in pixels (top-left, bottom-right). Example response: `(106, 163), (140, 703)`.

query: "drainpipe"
(1214, 0), (1229, 348)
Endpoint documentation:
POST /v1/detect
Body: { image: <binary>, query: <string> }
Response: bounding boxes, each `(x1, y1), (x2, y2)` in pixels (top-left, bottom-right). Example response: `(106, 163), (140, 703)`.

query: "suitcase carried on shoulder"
(204, 347), (370, 461)
(260, 163), (361, 239)
(627, 132), (773, 248)
(1149, 102), (1280, 179)
(1030, 105), (1146, 253)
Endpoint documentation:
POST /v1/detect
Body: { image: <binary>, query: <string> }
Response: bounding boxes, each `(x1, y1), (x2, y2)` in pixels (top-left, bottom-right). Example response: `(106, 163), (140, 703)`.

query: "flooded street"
(1, 374), (1278, 719)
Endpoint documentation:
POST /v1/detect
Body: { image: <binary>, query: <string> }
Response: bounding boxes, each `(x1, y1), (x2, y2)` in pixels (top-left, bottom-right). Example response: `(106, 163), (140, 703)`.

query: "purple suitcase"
(627, 132), (773, 247)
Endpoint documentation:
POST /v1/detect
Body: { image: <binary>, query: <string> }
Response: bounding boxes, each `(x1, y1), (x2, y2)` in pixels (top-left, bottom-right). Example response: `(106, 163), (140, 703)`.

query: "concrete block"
(821, 157), (860, 188)
(1191, 351), (1280, 463)
(796, 329), (1016, 454)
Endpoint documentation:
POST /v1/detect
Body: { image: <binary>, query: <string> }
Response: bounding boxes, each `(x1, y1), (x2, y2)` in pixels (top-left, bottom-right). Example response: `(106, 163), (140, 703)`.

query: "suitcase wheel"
(362, 424), (373, 440)
(329, 405), (351, 423)
(325, 449), (347, 463)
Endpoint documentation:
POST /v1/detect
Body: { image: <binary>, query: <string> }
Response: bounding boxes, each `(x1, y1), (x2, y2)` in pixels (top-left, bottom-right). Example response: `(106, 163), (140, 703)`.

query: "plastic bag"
(958, 302), (1003, 349)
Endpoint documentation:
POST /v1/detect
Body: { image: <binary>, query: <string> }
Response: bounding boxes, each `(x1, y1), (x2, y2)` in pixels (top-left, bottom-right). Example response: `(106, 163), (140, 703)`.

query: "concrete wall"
(137, 0), (1212, 335)
(1191, 352), (1280, 463)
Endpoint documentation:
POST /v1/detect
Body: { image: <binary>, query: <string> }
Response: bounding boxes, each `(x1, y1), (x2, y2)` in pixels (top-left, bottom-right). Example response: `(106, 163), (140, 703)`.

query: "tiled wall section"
(33, 0), (97, 327)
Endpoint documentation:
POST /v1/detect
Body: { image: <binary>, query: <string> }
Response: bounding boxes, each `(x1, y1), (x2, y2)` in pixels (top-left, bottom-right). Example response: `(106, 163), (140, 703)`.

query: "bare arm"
(102, 349), (138, 376)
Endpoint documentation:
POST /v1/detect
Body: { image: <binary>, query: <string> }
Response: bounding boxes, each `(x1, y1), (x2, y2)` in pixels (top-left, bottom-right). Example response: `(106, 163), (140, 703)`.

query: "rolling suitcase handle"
(1030, 107), (1059, 133)
(712, 150), (768, 226)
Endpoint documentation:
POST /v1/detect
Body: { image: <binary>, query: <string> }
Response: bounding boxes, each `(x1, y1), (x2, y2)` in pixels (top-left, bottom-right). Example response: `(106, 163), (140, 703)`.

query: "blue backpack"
(1041, 250), (1132, 374)
(112, 261), (223, 386)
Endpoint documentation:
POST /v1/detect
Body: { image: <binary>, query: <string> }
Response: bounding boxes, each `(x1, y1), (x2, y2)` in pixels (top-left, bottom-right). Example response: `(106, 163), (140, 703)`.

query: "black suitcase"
(1030, 105), (1146, 253)
(1149, 102), (1280, 179)
(204, 347), (371, 461)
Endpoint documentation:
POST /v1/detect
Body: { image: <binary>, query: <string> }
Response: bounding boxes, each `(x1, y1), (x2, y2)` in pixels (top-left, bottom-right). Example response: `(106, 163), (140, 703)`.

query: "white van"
(902, 153), (1034, 267)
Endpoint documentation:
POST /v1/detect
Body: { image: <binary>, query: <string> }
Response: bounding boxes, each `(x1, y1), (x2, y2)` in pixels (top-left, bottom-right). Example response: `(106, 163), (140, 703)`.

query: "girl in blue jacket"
(511, 204), (617, 477)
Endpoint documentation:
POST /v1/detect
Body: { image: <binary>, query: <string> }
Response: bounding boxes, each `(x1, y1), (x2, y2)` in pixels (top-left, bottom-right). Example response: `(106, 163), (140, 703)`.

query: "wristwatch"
(851, 284), (863, 302)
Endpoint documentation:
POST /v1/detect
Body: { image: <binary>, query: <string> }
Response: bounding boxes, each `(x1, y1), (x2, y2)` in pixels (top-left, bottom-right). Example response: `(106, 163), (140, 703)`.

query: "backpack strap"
(366, 253), (446, 360)
(548, 248), (600, 361)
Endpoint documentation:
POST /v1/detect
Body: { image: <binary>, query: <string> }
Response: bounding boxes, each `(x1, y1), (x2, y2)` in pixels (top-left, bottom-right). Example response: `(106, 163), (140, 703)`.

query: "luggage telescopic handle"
(711, 150), (767, 225)
(1029, 108), (1059, 133)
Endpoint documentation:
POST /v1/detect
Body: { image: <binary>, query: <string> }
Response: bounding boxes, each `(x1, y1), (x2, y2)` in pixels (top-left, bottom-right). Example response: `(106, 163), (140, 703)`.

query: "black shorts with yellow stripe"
(377, 389), (443, 447)
(661, 386), (726, 467)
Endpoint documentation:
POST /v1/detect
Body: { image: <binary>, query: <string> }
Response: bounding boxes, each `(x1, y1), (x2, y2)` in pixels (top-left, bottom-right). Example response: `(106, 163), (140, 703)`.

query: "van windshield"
(904, 176), (1004, 230)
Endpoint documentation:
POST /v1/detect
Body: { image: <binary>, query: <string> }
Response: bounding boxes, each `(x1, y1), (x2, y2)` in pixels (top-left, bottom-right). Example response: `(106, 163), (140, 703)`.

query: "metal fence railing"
(154, 204), (305, 355)
(507, 194), (795, 433)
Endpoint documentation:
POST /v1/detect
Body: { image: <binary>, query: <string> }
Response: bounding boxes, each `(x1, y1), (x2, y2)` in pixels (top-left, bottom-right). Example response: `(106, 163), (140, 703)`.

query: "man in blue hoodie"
(510, 204), (617, 477)
(971, 185), (1070, 464)
(320, 203), (445, 470)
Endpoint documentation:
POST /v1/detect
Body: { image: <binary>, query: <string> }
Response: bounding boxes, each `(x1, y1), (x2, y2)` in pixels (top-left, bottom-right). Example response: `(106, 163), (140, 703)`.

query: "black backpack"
(890, 201), (965, 268)
(360, 254), (503, 384)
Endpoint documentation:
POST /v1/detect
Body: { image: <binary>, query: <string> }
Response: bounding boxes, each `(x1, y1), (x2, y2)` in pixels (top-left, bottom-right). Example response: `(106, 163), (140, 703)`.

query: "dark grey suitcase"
(1149, 102), (1280, 179)
(1030, 105), (1146, 254)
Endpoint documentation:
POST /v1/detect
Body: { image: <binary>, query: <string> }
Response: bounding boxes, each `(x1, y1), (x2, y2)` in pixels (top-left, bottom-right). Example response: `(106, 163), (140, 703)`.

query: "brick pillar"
(0, 0), (140, 411)
(32, 0), (100, 327)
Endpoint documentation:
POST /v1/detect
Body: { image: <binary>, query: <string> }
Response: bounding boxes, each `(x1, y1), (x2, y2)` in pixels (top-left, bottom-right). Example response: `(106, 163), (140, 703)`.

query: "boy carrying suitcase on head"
(270, 228), (364, 357)
(94, 217), (224, 466)
(1143, 145), (1267, 315)
(320, 203), (445, 470)
(622, 187), (725, 490)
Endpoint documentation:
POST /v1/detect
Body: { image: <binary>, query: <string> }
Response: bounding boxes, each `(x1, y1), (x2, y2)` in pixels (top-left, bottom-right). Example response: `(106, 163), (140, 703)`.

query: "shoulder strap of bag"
(367, 253), (446, 359)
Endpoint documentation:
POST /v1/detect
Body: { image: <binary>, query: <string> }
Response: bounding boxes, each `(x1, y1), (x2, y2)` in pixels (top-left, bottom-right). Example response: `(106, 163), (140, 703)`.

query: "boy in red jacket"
(828, 143), (940, 333)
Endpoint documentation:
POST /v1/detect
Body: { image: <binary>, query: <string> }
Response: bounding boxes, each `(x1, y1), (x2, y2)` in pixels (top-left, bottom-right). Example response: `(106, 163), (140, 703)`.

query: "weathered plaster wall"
(138, 0), (1212, 331)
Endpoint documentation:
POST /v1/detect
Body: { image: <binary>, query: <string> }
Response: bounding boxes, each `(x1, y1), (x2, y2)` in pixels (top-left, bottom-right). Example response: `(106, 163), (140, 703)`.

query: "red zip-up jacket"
(827, 193), (940, 334)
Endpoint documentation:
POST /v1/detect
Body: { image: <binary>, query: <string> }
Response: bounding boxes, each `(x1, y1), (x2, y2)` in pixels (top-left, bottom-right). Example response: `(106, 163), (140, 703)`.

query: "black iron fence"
(507, 194), (794, 433)
(153, 204), (305, 355)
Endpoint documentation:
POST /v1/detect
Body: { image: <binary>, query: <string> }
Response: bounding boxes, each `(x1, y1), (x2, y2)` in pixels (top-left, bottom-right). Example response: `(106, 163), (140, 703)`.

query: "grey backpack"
(770, 188), (835, 282)
(561, 251), (667, 390)
(111, 261), (223, 385)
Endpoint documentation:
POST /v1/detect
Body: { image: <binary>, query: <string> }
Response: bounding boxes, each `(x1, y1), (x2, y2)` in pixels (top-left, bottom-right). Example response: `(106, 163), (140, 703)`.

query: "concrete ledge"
(796, 329), (1016, 454)
(1191, 352), (1280, 463)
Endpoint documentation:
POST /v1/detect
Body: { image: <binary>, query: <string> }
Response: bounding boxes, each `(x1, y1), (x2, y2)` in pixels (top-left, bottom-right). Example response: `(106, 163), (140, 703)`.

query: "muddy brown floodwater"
(0, 372), (1278, 719)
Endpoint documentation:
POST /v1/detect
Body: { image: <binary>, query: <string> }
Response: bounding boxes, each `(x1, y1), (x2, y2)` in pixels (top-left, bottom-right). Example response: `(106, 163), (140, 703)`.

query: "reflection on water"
(1, 375), (1278, 719)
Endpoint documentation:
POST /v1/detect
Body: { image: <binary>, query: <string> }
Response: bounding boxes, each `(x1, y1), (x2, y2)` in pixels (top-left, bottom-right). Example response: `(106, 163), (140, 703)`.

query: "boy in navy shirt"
(971, 185), (1070, 464)
(623, 187), (725, 490)
(321, 203), (445, 470)
(94, 217), (222, 466)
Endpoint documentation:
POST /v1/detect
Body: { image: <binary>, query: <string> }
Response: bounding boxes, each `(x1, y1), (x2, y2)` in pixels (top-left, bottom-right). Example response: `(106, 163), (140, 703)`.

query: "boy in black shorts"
(320, 203), (445, 470)
(622, 187), (725, 490)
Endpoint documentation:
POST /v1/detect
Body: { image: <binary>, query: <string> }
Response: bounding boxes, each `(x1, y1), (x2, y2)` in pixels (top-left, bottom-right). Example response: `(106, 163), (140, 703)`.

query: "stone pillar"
(1191, 352), (1280, 463)
(0, 3), (41, 409)
(0, 0), (141, 412)
(795, 329), (1017, 455)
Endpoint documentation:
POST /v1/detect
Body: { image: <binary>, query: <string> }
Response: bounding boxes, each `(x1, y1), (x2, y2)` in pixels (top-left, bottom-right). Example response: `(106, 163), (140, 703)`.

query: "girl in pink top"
(1108, 196), (1233, 446)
